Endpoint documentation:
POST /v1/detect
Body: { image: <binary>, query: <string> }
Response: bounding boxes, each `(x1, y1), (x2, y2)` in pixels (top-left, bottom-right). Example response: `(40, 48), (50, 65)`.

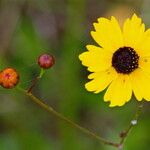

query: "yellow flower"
(79, 14), (150, 107)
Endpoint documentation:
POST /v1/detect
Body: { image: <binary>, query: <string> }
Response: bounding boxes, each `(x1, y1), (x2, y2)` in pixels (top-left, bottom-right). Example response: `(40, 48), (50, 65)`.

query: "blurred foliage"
(0, 0), (150, 150)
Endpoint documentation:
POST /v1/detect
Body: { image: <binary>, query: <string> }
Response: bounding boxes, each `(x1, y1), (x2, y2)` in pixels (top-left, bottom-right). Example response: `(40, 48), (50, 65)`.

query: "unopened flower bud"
(0, 68), (19, 89)
(38, 54), (55, 69)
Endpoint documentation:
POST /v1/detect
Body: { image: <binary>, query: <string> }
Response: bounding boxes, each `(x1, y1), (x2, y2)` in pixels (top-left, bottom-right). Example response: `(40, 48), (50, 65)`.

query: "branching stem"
(18, 87), (119, 148)
(17, 86), (143, 149)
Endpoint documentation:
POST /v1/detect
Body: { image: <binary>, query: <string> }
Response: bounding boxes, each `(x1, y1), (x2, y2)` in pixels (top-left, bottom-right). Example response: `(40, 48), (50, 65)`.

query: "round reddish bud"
(38, 54), (55, 69)
(0, 68), (20, 89)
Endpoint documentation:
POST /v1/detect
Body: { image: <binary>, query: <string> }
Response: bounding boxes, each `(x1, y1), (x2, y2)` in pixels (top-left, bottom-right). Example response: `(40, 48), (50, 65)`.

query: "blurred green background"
(0, 0), (150, 150)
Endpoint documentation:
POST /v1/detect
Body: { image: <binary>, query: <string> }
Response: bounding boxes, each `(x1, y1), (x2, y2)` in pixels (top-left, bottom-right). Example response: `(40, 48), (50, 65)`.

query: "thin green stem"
(118, 103), (143, 149)
(17, 87), (119, 148)
(39, 68), (45, 78)
(27, 68), (45, 93)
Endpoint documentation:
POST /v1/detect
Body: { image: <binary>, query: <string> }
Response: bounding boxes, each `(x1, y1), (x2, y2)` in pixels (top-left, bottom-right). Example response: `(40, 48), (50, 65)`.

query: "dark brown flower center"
(112, 47), (139, 74)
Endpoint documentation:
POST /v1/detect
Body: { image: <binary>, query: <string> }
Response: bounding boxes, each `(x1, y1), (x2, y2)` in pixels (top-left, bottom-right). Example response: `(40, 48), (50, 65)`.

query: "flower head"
(38, 54), (55, 69)
(0, 68), (19, 89)
(79, 14), (150, 107)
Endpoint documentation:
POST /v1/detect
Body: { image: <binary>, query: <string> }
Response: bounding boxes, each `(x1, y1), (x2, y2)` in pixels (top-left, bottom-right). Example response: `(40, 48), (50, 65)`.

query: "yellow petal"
(129, 69), (143, 101)
(85, 67), (118, 93)
(79, 45), (112, 72)
(137, 34), (150, 57)
(123, 14), (145, 51)
(104, 75), (132, 107)
(139, 57), (150, 74)
(142, 73), (150, 101)
(145, 29), (150, 36)
(130, 68), (150, 101)
(91, 16), (123, 51)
